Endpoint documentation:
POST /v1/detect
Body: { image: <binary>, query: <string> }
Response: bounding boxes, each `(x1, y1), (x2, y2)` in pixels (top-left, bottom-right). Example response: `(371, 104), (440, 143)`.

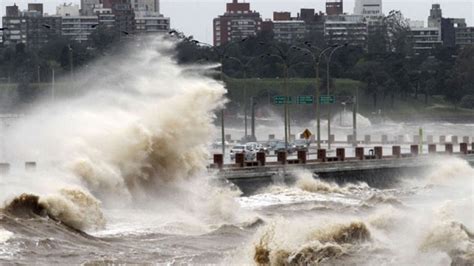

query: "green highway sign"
(274, 95), (315, 105)
(319, 95), (336, 104)
(297, 95), (314, 104)
(273, 96), (293, 105)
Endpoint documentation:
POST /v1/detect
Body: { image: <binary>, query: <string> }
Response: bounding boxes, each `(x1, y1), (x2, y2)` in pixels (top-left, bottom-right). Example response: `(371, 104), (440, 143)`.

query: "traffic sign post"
(297, 96), (314, 104)
(273, 96), (293, 105)
(302, 129), (313, 140)
(319, 95), (335, 104)
(274, 95), (314, 105)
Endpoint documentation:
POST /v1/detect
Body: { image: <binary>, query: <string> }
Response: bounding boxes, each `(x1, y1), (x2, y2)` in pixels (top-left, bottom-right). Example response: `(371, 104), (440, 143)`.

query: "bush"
(460, 95), (474, 109)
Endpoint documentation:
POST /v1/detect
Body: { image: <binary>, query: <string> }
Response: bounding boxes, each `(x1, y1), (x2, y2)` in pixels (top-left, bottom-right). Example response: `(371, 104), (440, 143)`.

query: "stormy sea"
(0, 37), (472, 265)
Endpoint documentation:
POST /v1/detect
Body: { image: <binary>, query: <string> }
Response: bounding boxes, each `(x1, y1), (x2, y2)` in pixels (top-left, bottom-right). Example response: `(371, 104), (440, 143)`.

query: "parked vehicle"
(293, 139), (310, 151)
(273, 142), (296, 155)
(245, 142), (269, 154)
(229, 144), (256, 161)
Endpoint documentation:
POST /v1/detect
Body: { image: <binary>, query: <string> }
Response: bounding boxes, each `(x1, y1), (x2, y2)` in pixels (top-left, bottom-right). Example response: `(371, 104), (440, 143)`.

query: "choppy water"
(0, 36), (473, 265)
(1, 157), (473, 265)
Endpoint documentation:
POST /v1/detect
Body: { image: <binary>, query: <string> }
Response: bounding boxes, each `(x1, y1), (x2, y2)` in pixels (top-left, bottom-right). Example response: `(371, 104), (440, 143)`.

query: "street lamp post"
(191, 38), (246, 156)
(225, 55), (262, 141)
(294, 44), (336, 149)
(326, 44), (346, 150)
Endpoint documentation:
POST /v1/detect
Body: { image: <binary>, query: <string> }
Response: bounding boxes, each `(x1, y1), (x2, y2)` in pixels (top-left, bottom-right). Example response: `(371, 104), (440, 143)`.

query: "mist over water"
(0, 36), (473, 264)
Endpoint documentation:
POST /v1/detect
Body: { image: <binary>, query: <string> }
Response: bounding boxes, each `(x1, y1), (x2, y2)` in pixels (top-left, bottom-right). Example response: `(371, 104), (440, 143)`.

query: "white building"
(57, 3), (80, 17)
(134, 11), (170, 33)
(273, 20), (307, 44)
(408, 19), (424, 29)
(354, 0), (383, 22)
(410, 27), (442, 52)
(325, 15), (368, 47)
(60, 4), (99, 43)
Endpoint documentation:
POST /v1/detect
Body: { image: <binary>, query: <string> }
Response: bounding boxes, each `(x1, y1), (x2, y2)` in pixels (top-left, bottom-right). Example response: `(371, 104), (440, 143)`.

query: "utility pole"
(51, 68), (55, 101)
(326, 44), (346, 150)
(251, 97), (256, 140)
(352, 88), (358, 147)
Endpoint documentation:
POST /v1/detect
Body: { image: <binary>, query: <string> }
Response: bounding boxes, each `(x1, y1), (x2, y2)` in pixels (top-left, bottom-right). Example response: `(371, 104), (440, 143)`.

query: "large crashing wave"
(0, 36), (237, 231)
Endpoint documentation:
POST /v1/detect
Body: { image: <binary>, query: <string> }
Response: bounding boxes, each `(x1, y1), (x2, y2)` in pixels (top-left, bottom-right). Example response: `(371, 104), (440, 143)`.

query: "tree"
(384, 10), (412, 55)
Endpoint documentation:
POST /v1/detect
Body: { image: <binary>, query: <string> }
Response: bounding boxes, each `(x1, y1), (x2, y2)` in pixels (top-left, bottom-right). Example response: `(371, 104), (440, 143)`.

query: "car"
(229, 144), (256, 161)
(273, 142), (296, 155)
(293, 139), (310, 151)
(245, 142), (269, 154)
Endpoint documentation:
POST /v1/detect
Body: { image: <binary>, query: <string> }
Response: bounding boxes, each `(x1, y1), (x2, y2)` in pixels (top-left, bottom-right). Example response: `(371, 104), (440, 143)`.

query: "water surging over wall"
(0, 36), (240, 231)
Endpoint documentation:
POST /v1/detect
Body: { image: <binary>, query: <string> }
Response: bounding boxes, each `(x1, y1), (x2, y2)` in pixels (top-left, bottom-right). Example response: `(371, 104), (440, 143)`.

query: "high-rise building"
(2, 4), (27, 47)
(24, 4), (62, 50)
(103, 0), (135, 34)
(326, 0), (343, 16)
(80, 0), (100, 16)
(354, 0), (382, 22)
(272, 12), (306, 44)
(58, 4), (98, 42)
(410, 27), (442, 52)
(57, 3), (80, 17)
(131, 0), (157, 12)
(213, 0), (262, 46)
(455, 26), (474, 47)
(134, 11), (170, 33)
(428, 4), (442, 28)
(325, 15), (368, 47)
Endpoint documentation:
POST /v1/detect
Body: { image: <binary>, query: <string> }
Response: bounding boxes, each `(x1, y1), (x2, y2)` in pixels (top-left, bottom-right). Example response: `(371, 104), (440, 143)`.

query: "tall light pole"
(191, 38), (247, 156)
(225, 55), (263, 141)
(294, 44), (336, 149)
(259, 44), (293, 151)
(326, 44), (346, 150)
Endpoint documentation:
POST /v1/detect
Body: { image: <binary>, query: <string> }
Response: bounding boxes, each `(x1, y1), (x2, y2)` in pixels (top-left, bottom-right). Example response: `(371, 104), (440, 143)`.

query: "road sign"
(297, 95), (314, 105)
(302, 129), (312, 140)
(319, 95), (336, 104)
(273, 96), (293, 105)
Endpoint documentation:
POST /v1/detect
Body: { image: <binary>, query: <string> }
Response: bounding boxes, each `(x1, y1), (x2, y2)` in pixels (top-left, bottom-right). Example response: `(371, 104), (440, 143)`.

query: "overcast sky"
(1, 0), (473, 43)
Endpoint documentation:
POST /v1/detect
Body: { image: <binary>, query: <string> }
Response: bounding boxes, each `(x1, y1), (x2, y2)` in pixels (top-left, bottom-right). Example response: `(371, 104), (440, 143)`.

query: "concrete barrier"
(213, 154), (223, 169)
(374, 146), (383, 159)
(381, 135), (388, 144)
(297, 150), (307, 164)
(257, 152), (266, 166)
(460, 143), (468, 155)
(277, 151), (287, 164)
(355, 147), (364, 160)
(427, 135), (434, 144)
(440, 135), (446, 144)
(410, 145), (419, 156)
(392, 146), (401, 158)
(428, 144), (437, 154)
(317, 149), (327, 162)
(445, 143), (453, 154)
(364, 135), (371, 144)
(235, 153), (245, 167)
(336, 148), (345, 161)
(0, 163), (10, 175)
(452, 136), (458, 144)
(268, 134), (275, 140)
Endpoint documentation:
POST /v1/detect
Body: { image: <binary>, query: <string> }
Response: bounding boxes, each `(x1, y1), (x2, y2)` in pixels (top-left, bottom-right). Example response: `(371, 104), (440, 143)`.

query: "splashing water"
(0, 36), (249, 233)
